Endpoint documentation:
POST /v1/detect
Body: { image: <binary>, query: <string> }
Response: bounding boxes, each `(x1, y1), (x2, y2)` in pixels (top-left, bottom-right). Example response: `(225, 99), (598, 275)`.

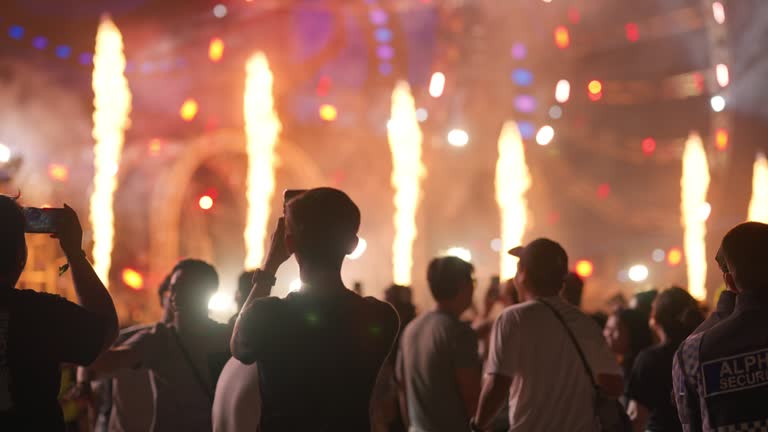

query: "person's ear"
(345, 236), (360, 255)
(724, 272), (740, 293)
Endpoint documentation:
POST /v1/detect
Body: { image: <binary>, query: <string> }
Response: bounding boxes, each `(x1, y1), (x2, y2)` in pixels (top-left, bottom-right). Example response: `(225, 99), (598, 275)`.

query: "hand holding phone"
(23, 207), (67, 234)
(24, 205), (83, 255)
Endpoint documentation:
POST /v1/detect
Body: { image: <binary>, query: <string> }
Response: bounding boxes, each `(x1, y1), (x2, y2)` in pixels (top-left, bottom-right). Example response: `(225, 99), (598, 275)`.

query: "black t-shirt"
(236, 288), (399, 432)
(627, 342), (683, 432)
(0, 288), (104, 431)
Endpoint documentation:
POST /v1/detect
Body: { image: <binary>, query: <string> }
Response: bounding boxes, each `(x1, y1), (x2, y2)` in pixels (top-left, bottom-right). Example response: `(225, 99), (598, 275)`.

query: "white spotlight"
(208, 292), (235, 312)
(555, 79), (570, 103)
(289, 278), (303, 293)
(0, 143), (10, 163)
(445, 247), (472, 262)
(628, 264), (649, 283)
(710, 95), (726, 112)
(213, 4), (228, 18)
(698, 202), (712, 222)
(348, 237), (368, 260)
(535, 125), (555, 146)
(447, 129), (469, 147)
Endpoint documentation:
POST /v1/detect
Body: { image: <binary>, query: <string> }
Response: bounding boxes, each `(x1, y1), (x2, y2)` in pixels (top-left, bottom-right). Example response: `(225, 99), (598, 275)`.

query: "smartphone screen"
(23, 208), (65, 234)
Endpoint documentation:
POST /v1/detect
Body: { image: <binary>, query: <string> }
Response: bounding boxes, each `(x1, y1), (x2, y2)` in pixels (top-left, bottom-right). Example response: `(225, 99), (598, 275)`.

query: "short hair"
(157, 273), (172, 306)
(0, 194), (27, 286)
(170, 259), (219, 296)
(427, 256), (474, 302)
(721, 222), (768, 291)
(653, 286), (704, 341)
(286, 188), (360, 263)
(561, 272), (584, 307)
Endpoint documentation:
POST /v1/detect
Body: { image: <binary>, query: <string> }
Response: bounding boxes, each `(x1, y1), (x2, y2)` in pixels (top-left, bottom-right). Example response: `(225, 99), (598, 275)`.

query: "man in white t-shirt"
(472, 238), (622, 432)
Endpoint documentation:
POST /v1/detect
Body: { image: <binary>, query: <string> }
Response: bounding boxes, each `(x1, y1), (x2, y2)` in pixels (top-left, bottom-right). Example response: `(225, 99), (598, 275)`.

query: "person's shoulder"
(360, 295), (399, 330)
(11, 288), (70, 305)
(635, 344), (667, 367)
(498, 301), (538, 323)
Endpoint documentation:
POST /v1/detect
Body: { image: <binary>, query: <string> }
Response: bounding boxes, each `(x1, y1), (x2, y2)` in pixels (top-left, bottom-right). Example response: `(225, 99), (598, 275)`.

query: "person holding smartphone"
(0, 195), (118, 431)
(230, 187), (399, 432)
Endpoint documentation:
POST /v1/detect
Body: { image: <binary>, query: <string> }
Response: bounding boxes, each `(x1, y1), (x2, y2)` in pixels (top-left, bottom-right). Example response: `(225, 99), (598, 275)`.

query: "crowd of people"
(1, 188), (767, 432)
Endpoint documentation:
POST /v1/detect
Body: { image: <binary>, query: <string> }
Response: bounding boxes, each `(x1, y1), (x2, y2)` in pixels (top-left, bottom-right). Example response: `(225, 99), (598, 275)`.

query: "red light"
(597, 183), (611, 199)
(48, 164), (69, 182)
(180, 98), (199, 122)
(208, 37), (224, 62)
(198, 195), (214, 210)
(316, 76), (332, 96)
(554, 26), (570, 49)
(567, 7), (580, 24)
(625, 23), (639, 42)
(642, 137), (656, 155)
(574, 260), (594, 278)
(667, 248), (683, 266)
(715, 129), (729, 151)
(122, 268), (144, 290)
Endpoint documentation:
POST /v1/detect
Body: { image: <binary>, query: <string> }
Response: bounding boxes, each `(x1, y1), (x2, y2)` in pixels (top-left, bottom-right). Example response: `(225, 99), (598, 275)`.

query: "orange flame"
(681, 132), (710, 300)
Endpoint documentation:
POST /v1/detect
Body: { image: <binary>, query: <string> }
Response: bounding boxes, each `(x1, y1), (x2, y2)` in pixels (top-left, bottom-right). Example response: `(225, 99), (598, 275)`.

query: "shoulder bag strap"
(169, 327), (214, 402)
(537, 299), (598, 388)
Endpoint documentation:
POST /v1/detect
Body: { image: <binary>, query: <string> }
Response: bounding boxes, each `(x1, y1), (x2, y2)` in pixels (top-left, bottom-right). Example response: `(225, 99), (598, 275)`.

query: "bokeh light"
(198, 195), (214, 210)
(628, 264), (649, 282)
(48, 163), (69, 182)
(574, 260), (594, 278)
(429, 72), (446, 98)
(667, 248), (683, 266)
(209, 37), (225, 62)
(319, 104), (338, 122)
(535, 125), (555, 146)
(554, 26), (570, 49)
(447, 129), (469, 147)
(180, 98), (199, 121)
(121, 268), (144, 290)
(555, 79), (571, 103)
(710, 95), (726, 112)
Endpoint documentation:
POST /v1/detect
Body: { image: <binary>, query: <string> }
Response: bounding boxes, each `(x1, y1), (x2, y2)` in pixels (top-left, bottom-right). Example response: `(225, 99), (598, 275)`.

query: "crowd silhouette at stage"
(1, 188), (767, 432)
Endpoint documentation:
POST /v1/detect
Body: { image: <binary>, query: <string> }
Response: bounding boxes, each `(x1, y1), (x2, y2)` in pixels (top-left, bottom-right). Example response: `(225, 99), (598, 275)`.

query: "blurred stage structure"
(2, 0), (768, 322)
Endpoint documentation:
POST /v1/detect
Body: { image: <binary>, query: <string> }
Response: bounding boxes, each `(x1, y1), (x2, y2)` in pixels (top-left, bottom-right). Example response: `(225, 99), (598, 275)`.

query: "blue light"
(9, 26), (24, 40)
(55, 45), (71, 59)
(511, 68), (534, 86)
(514, 95), (537, 113)
(378, 62), (393, 76)
(374, 28), (392, 43)
(32, 36), (47, 50)
(518, 122), (535, 139)
(78, 53), (93, 65)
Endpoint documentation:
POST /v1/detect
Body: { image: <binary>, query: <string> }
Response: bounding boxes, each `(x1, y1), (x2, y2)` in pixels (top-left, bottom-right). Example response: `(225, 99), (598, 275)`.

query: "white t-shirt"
(486, 297), (621, 432)
(212, 357), (261, 432)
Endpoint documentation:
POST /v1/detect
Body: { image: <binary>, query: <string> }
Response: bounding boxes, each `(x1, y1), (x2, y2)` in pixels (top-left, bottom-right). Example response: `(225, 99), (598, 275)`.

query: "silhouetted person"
(627, 287), (703, 431)
(561, 271), (584, 308)
(602, 308), (653, 390)
(230, 188), (399, 431)
(473, 238), (622, 431)
(88, 259), (231, 432)
(213, 271), (263, 432)
(228, 270), (257, 327)
(396, 256), (481, 432)
(674, 223), (768, 431)
(691, 247), (736, 336)
(0, 196), (118, 430)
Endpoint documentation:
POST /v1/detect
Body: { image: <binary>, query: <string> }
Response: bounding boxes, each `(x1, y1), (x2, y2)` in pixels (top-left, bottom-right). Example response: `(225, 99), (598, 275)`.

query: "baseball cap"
(508, 238), (569, 283)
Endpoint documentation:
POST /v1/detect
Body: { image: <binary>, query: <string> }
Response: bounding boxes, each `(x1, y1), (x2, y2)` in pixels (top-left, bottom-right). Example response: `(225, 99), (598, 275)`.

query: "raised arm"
(231, 218), (292, 363)
(56, 204), (118, 352)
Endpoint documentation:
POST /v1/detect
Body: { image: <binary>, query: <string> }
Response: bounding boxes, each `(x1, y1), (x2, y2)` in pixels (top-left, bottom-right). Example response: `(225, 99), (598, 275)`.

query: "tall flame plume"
(748, 153), (768, 223)
(90, 16), (131, 285)
(387, 81), (425, 286)
(681, 132), (710, 301)
(244, 52), (281, 268)
(495, 122), (532, 279)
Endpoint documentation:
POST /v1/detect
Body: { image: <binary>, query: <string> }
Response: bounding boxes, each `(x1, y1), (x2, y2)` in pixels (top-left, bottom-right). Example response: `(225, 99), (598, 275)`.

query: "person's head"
(510, 238), (568, 300)
(501, 278), (520, 306)
(427, 256), (475, 313)
(0, 195), (27, 288)
(236, 270), (257, 311)
(720, 222), (768, 295)
(603, 308), (653, 360)
(169, 259), (219, 317)
(157, 273), (173, 323)
(284, 188), (360, 270)
(629, 289), (658, 323)
(650, 286), (704, 343)
(385, 284), (416, 327)
(561, 272), (584, 307)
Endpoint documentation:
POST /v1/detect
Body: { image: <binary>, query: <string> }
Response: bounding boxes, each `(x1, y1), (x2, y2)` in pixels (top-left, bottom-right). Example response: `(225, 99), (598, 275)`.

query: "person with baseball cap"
(673, 222), (768, 431)
(472, 238), (622, 431)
